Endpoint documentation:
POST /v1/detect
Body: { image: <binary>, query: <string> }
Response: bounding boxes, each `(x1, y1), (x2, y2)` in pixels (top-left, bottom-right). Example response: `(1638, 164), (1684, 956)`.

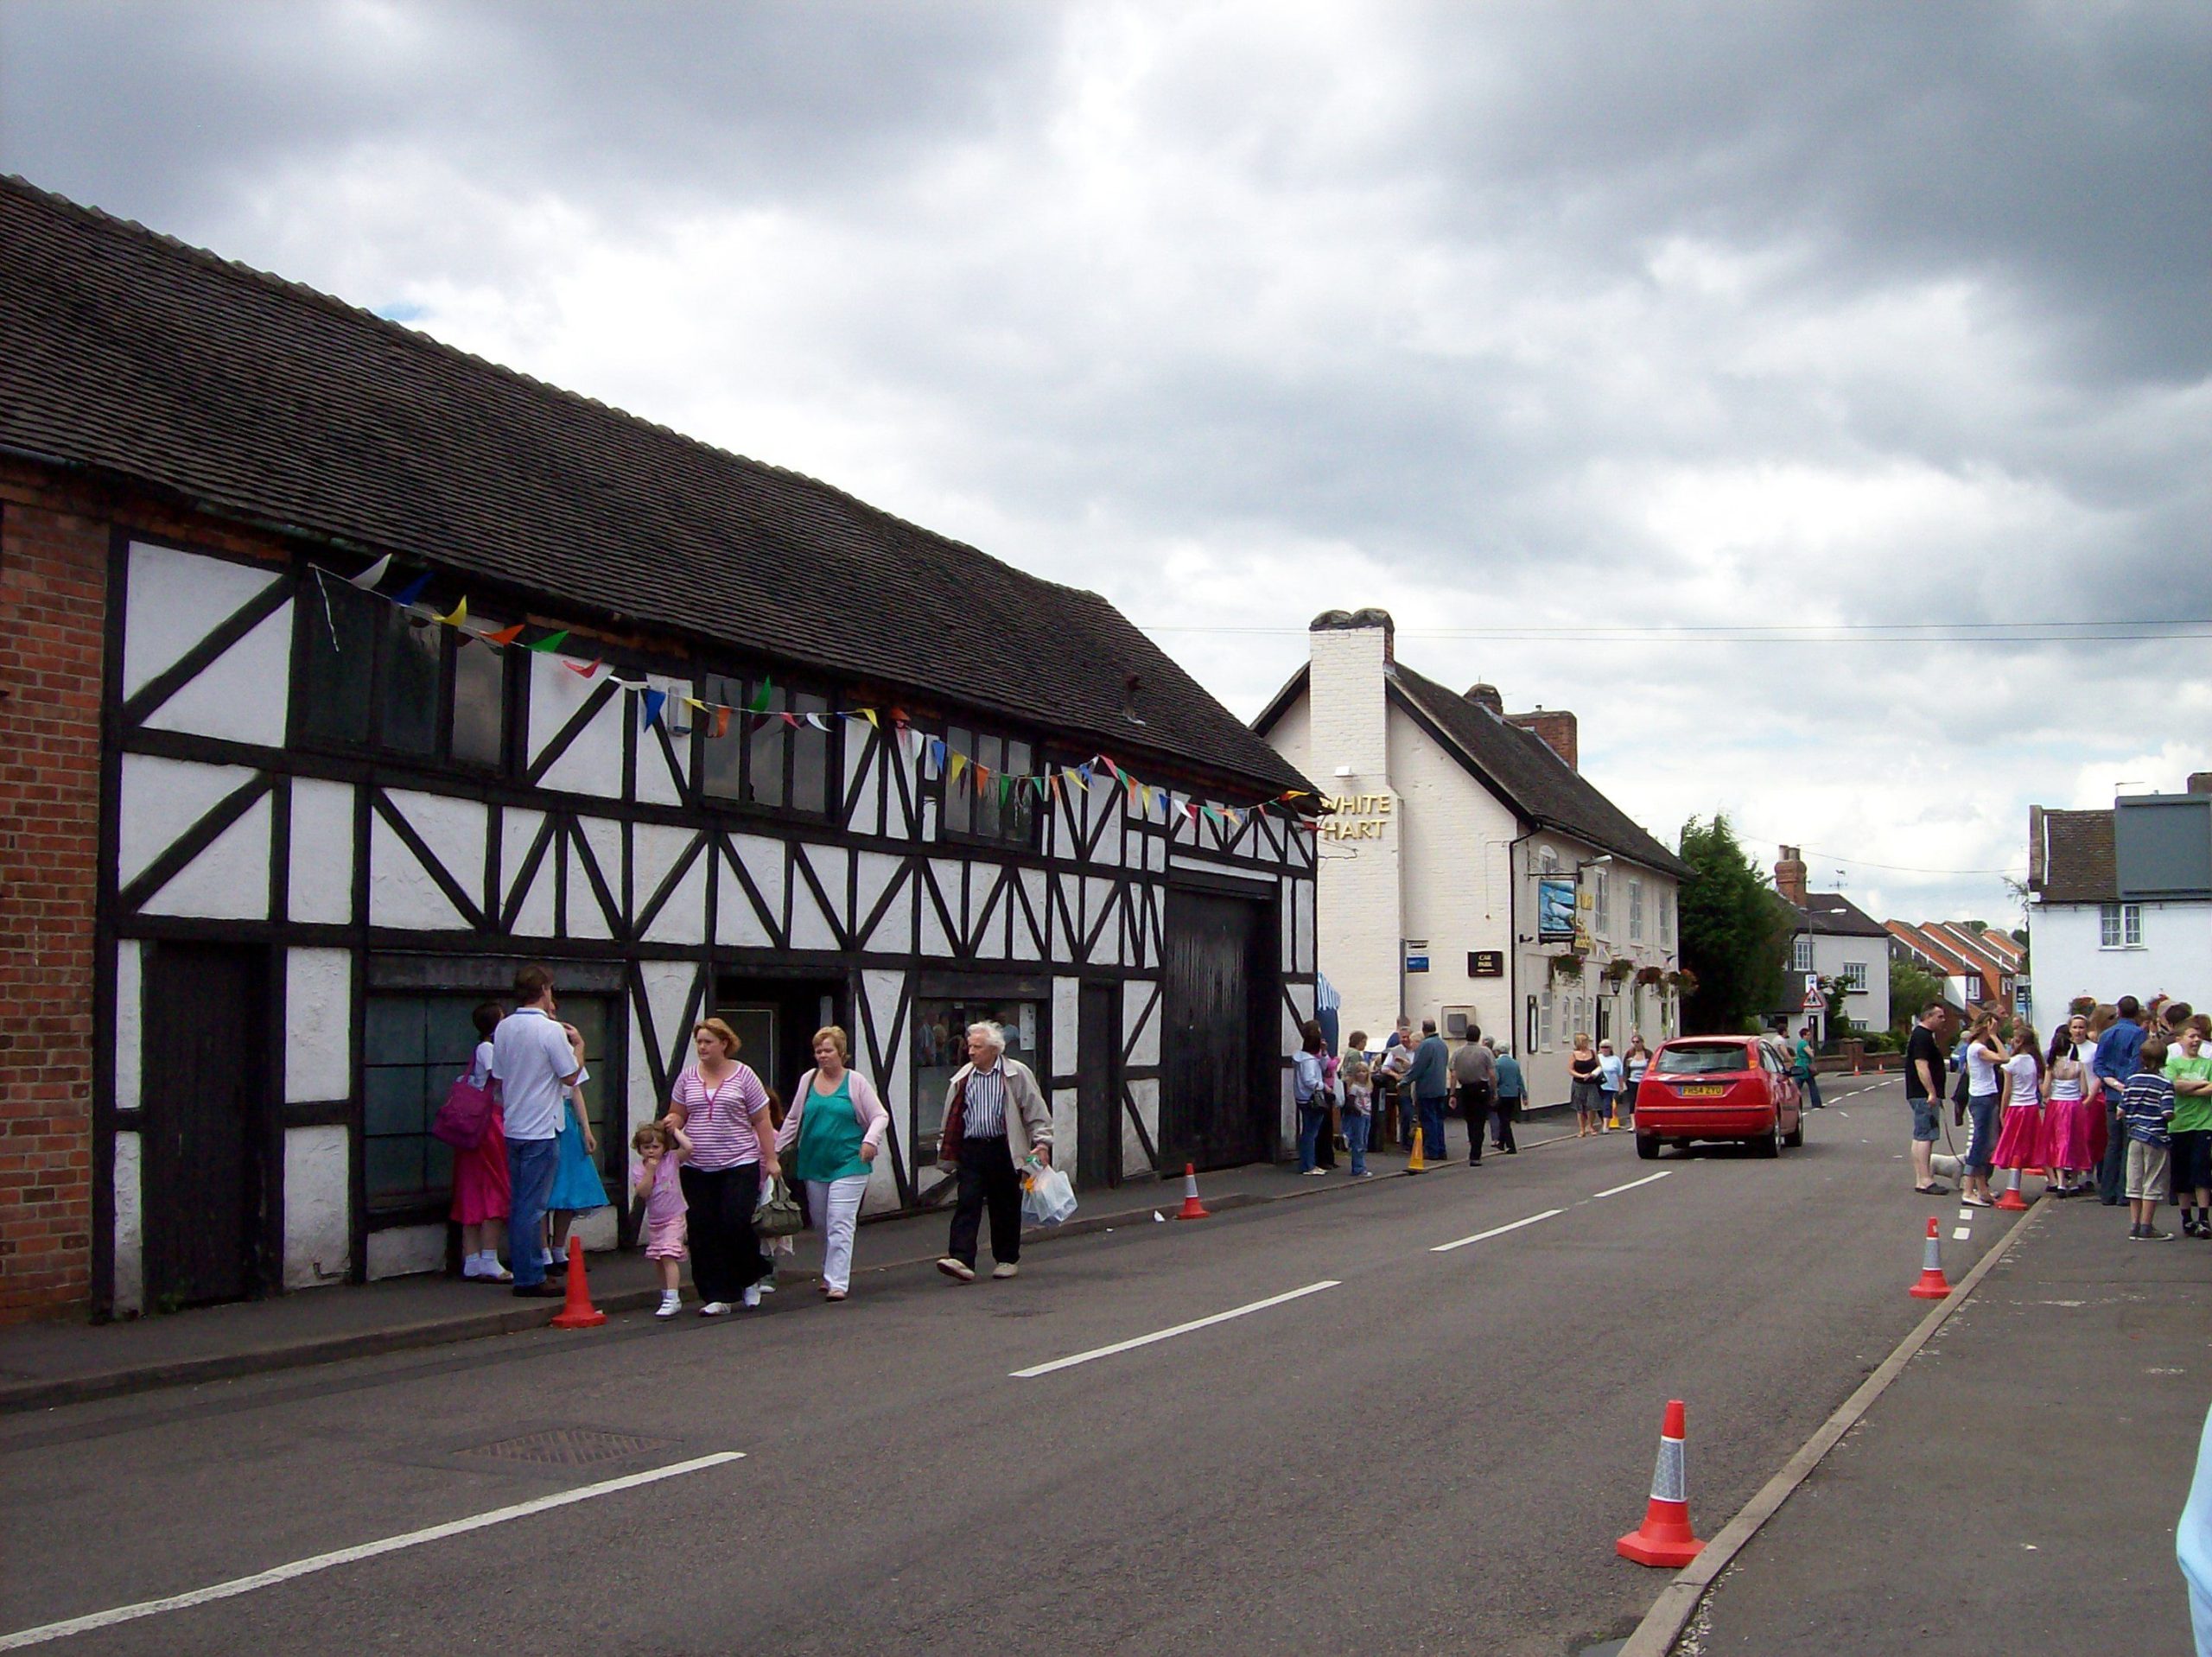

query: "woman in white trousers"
(775, 1027), (888, 1300)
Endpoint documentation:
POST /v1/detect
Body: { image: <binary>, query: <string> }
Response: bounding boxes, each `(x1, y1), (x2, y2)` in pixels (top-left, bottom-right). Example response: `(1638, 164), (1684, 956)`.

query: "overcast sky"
(5, 1), (2208, 927)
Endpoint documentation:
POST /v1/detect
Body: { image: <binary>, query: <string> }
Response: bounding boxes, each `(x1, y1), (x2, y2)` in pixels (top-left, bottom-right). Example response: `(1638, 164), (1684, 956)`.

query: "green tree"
(1675, 814), (1793, 1034)
(1889, 955), (1945, 1044)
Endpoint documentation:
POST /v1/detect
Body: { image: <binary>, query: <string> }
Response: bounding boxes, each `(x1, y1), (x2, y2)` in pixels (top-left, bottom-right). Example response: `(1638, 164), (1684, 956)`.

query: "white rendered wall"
(121, 543), (282, 698)
(112, 1130), (143, 1316)
(284, 949), (353, 1101)
(2030, 901), (2212, 1018)
(283, 1126), (351, 1288)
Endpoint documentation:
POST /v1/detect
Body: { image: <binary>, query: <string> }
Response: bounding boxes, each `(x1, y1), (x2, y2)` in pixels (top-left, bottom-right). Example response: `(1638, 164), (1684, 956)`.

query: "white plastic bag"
(1021, 1165), (1077, 1227)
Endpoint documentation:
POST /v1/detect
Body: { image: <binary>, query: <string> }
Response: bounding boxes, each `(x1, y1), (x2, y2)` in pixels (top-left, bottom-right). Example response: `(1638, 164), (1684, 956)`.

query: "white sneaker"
(698, 1301), (732, 1317)
(755, 1277), (776, 1294)
(655, 1292), (681, 1318)
(991, 1261), (1019, 1279)
(937, 1257), (976, 1282)
(741, 1284), (763, 1309)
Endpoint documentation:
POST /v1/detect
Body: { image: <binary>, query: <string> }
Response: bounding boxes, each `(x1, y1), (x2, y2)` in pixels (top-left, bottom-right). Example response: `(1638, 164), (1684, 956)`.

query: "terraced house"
(0, 177), (1319, 1322)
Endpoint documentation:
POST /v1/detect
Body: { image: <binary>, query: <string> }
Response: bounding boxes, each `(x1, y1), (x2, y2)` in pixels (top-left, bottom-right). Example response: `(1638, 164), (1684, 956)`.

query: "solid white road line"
(1592, 1170), (1672, 1199)
(0, 1451), (745, 1652)
(1430, 1209), (1564, 1254)
(1010, 1280), (1340, 1379)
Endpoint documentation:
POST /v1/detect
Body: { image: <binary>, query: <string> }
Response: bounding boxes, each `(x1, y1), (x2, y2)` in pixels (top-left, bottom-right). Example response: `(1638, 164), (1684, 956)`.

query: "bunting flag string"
(334, 554), (1319, 828)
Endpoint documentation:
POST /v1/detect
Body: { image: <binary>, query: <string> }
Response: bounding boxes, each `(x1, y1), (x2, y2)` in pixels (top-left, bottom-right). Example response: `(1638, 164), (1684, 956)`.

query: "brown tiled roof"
(0, 175), (1306, 795)
(1793, 892), (1891, 938)
(2033, 809), (2116, 905)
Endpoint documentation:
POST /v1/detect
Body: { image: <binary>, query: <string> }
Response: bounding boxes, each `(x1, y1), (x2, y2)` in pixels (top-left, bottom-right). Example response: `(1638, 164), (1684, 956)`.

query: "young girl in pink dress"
(632, 1119), (692, 1318)
(2041, 1050), (2094, 1196)
(1992, 1025), (2050, 1196)
(453, 1001), (512, 1282)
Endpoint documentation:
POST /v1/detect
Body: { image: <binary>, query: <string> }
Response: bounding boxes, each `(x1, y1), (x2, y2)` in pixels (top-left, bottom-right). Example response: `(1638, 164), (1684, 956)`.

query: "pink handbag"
(430, 1072), (495, 1151)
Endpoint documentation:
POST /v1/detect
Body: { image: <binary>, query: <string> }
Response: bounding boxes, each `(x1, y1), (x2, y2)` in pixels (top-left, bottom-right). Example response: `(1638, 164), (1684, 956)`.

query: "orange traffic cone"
(549, 1234), (607, 1328)
(1909, 1216), (1951, 1299)
(1617, 1400), (1706, 1567)
(1406, 1127), (1427, 1174)
(1176, 1163), (1211, 1220)
(1994, 1167), (2030, 1212)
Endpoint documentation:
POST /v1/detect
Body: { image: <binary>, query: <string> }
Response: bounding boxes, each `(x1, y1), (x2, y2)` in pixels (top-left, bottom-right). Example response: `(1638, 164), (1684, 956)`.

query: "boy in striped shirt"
(2121, 1038), (2177, 1241)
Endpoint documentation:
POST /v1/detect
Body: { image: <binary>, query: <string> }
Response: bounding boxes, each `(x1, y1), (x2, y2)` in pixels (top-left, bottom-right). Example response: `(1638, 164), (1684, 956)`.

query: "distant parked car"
(1633, 1034), (1803, 1160)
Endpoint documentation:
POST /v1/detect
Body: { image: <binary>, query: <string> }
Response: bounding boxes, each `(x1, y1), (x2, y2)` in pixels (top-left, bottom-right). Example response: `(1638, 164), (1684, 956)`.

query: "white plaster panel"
(628, 1025), (661, 1152)
(920, 797), (938, 842)
(717, 842), (777, 949)
(122, 542), (281, 700)
(366, 1225), (446, 1280)
(143, 793), (271, 920)
(1052, 1087), (1078, 1168)
(284, 949), (353, 1101)
(1052, 976), (1080, 1076)
(1124, 979), (1160, 1069)
(369, 809), (469, 930)
(282, 1125), (351, 1288)
(1014, 868), (1048, 962)
(632, 824), (693, 923)
(119, 754), (256, 888)
(643, 848), (709, 946)
(389, 790), (486, 918)
(289, 779), (355, 925)
(788, 848), (840, 953)
(1127, 1077), (1160, 1175)
(854, 852), (910, 953)
(1083, 876), (1118, 966)
(143, 600), (293, 747)
(918, 867), (954, 960)
(803, 845), (850, 941)
(640, 959), (699, 1103)
(501, 808), (556, 936)
(572, 1209), (619, 1252)
(577, 816), (626, 930)
(114, 941), (143, 1116)
(565, 835), (613, 940)
(112, 1130), (143, 1316)
(846, 740), (882, 835)
(531, 656), (624, 798)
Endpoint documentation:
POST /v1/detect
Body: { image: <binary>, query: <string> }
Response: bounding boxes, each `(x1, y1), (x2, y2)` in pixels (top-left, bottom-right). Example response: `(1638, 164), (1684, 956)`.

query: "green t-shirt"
(2164, 1051), (2212, 1133)
(793, 1072), (872, 1183)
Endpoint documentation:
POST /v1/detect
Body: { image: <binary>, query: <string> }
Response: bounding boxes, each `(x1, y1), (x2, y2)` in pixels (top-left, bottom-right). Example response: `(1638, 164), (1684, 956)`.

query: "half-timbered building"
(0, 177), (1317, 1320)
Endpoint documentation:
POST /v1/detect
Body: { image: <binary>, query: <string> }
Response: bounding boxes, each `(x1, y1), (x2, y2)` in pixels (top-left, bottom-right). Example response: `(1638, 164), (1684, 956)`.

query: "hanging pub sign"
(1536, 875), (1577, 943)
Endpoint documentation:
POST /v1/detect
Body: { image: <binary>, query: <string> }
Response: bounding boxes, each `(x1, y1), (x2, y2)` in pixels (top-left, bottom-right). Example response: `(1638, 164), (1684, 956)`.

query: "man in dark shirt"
(2094, 995), (2150, 1206)
(1404, 1020), (1452, 1163)
(1904, 1001), (1953, 1194)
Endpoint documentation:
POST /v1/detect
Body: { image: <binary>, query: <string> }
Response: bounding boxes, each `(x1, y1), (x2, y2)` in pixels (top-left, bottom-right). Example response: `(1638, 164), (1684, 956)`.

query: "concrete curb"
(1618, 1194), (2049, 1657)
(0, 1134), (1580, 1414)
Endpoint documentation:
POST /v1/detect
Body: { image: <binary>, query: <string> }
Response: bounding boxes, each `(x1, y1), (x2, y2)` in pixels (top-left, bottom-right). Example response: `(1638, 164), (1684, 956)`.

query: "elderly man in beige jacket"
(936, 1020), (1054, 1282)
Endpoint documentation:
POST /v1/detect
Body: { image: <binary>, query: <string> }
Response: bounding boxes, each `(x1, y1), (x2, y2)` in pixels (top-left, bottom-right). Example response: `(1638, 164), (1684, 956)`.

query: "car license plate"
(1676, 1084), (1726, 1097)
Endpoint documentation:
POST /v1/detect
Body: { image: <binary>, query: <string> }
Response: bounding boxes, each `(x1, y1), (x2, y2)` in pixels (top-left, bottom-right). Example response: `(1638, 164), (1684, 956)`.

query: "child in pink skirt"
(632, 1120), (692, 1318)
(1993, 1026), (2050, 1197)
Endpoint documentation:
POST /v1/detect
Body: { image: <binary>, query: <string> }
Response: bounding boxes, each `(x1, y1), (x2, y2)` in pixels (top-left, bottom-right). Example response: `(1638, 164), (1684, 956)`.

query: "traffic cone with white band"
(1909, 1216), (1951, 1299)
(1994, 1166), (2030, 1212)
(1176, 1163), (1210, 1220)
(1617, 1399), (1706, 1567)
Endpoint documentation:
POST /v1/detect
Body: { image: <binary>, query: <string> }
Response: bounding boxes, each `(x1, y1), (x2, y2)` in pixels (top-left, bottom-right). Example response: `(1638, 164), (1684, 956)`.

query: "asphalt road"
(1, 1077), (2023, 1657)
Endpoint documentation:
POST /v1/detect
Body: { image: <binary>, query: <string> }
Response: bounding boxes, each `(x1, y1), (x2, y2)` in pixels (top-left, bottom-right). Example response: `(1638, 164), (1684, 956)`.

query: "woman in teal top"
(773, 1027), (890, 1299)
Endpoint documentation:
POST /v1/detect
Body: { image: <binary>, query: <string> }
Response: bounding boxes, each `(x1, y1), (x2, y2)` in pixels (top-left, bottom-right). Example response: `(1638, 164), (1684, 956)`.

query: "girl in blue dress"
(543, 1079), (608, 1272)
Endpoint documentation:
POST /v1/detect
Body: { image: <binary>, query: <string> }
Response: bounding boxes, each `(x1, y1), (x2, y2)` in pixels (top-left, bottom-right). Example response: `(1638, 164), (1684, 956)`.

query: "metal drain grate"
(469, 1427), (671, 1468)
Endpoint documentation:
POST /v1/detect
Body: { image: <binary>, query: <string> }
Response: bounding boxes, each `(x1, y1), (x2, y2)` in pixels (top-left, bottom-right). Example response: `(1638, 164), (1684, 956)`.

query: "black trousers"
(949, 1134), (1024, 1267)
(1493, 1095), (1520, 1153)
(1457, 1082), (1493, 1163)
(679, 1161), (768, 1304)
(2098, 1101), (2128, 1204)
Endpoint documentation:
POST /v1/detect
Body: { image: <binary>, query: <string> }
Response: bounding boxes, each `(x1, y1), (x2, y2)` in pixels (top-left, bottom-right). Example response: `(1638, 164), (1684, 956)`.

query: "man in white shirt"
(493, 963), (584, 1297)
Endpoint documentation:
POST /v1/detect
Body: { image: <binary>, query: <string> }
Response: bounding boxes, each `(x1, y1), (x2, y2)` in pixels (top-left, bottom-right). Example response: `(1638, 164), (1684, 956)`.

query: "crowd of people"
(1294, 1014), (1540, 1175)
(1899, 993), (2212, 1240)
(454, 964), (1050, 1313)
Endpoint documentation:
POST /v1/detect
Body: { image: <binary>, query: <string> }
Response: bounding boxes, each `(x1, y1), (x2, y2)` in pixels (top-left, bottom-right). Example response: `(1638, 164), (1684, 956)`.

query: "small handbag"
(753, 1173), (804, 1238)
(429, 1072), (494, 1151)
(936, 1076), (969, 1169)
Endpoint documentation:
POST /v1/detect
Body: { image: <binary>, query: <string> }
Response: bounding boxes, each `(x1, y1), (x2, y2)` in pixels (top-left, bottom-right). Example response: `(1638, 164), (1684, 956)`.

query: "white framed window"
(1538, 845), (1560, 874)
(1791, 936), (1814, 974)
(1840, 960), (1868, 991)
(1660, 895), (1673, 947)
(1538, 989), (1554, 1052)
(1592, 868), (1611, 936)
(2100, 902), (2144, 949)
(1628, 878), (1644, 941)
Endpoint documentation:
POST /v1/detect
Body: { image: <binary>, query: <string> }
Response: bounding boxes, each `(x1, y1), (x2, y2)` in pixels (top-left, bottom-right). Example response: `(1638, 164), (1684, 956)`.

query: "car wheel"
(1635, 1131), (1660, 1161)
(1781, 1114), (1804, 1149)
(1752, 1118), (1780, 1159)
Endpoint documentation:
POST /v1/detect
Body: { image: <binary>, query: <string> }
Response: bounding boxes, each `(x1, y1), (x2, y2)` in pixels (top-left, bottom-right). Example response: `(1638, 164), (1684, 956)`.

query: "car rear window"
(1652, 1043), (1752, 1076)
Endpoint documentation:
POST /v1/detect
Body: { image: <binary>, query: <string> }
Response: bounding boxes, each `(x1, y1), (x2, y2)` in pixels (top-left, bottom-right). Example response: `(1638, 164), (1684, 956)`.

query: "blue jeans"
(1297, 1102), (1329, 1171)
(505, 1136), (560, 1286)
(1345, 1109), (1370, 1176)
(1965, 1094), (2001, 1174)
(1418, 1097), (1447, 1160)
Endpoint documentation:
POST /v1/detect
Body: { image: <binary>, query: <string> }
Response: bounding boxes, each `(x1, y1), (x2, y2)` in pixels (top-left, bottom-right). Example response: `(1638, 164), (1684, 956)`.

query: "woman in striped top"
(665, 1018), (781, 1316)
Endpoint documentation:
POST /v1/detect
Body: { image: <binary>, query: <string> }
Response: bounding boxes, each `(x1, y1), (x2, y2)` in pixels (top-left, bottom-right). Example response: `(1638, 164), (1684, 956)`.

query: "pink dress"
(2039, 1069), (2094, 1169)
(448, 1042), (511, 1224)
(637, 1151), (688, 1260)
(1992, 1055), (2044, 1171)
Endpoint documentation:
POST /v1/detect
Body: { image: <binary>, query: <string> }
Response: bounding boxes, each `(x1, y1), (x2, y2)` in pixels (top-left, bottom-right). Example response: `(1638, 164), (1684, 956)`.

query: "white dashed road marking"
(1592, 1170), (1672, 1199)
(1430, 1209), (1565, 1254)
(1010, 1279), (1340, 1378)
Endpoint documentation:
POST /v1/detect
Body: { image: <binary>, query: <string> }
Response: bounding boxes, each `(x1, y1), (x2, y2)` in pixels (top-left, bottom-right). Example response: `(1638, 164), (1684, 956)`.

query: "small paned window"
(296, 577), (511, 768)
(941, 726), (1037, 846)
(1629, 878), (1644, 942)
(362, 995), (474, 1213)
(700, 676), (837, 817)
(1792, 936), (1815, 974)
(1840, 961), (1868, 990)
(1592, 869), (1611, 936)
(2099, 902), (2143, 948)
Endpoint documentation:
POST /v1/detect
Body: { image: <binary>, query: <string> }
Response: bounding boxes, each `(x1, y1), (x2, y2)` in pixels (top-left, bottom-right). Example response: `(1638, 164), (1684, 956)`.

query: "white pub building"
(1255, 609), (1688, 1107)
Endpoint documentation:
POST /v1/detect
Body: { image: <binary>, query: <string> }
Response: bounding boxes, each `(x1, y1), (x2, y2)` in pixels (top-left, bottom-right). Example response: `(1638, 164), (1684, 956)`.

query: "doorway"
(142, 941), (273, 1307)
(1160, 886), (1273, 1170)
(1076, 982), (1122, 1190)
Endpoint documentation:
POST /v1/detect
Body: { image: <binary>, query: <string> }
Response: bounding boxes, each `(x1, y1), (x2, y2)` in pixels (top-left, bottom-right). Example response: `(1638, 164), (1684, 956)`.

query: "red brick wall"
(1506, 708), (1580, 772)
(0, 481), (107, 1321)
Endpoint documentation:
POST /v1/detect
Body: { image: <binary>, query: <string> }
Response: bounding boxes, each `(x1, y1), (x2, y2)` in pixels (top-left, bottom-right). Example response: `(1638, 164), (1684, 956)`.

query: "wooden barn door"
(1161, 887), (1270, 1171)
(143, 942), (272, 1308)
(1076, 981), (1122, 1190)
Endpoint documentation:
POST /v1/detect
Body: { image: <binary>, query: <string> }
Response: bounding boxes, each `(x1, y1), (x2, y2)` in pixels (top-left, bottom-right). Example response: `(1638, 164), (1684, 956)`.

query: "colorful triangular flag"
(347, 553), (392, 590)
(640, 689), (667, 730)
(563, 657), (603, 678)
(482, 622), (524, 647)
(435, 597), (468, 628)
(525, 629), (571, 653)
(391, 573), (431, 608)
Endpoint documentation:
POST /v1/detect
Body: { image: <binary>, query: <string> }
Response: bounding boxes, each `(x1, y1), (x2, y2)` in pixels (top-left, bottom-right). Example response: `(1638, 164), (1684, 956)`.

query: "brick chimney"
(1774, 844), (1808, 906)
(1464, 682), (1504, 714)
(1505, 707), (1578, 771)
(2190, 772), (2212, 795)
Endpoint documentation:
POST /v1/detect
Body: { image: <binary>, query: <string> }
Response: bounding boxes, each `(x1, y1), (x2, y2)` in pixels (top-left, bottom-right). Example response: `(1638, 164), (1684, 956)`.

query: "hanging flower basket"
(1603, 959), (1636, 986)
(1666, 968), (1699, 994)
(1636, 966), (1665, 987)
(1548, 953), (1585, 982)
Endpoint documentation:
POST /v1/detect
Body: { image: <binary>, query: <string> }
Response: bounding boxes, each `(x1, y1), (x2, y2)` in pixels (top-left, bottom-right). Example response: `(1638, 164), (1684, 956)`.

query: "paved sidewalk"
(1684, 1190), (2208, 1655)
(0, 1113), (1544, 1411)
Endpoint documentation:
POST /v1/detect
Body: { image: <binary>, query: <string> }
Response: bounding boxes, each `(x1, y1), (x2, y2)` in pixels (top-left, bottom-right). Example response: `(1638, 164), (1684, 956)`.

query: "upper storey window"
(940, 727), (1036, 847)
(699, 676), (835, 817)
(295, 579), (508, 768)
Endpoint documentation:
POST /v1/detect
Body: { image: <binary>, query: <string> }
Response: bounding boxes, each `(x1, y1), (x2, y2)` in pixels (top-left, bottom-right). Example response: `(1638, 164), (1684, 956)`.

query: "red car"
(1633, 1035), (1803, 1159)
